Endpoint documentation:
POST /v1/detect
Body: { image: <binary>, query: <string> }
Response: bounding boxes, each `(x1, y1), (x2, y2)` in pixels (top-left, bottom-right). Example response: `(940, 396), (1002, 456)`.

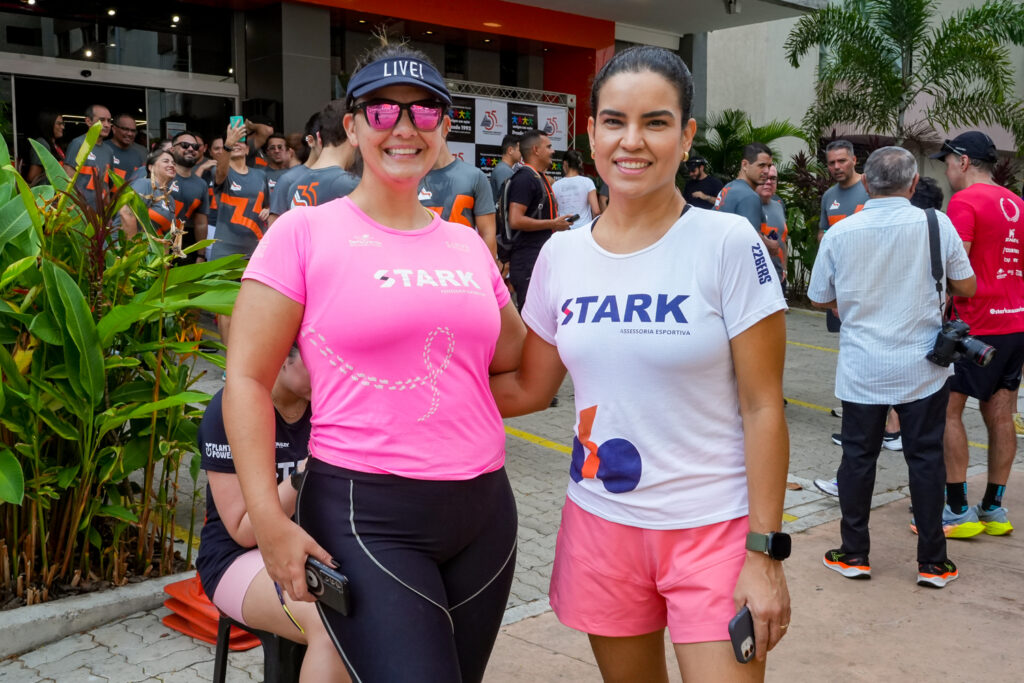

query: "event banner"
(444, 95), (569, 178)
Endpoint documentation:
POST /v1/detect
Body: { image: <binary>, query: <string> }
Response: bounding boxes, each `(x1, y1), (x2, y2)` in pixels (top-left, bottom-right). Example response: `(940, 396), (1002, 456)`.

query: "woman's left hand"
(733, 552), (790, 661)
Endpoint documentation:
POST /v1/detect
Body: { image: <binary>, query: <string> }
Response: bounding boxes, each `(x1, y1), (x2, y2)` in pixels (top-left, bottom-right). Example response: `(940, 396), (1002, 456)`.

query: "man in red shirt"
(933, 131), (1024, 538)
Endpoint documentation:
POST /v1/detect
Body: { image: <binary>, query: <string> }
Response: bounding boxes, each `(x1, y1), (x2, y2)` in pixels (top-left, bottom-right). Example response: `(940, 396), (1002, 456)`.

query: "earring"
(682, 150), (689, 163)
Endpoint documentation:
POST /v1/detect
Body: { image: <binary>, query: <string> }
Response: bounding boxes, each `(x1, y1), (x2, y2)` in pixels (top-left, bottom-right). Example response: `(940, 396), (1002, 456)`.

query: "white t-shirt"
(522, 208), (787, 528)
(551, 175), (597, 226)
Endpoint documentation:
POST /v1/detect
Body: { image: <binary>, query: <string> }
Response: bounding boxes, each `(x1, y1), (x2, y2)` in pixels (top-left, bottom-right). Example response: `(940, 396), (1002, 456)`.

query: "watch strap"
(745, 532), (770, 554)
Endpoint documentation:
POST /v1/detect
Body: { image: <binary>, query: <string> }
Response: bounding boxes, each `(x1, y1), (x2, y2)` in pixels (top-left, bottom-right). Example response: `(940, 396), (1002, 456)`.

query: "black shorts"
(949, 331), (1024, 401)
(297, 459), (518, 683)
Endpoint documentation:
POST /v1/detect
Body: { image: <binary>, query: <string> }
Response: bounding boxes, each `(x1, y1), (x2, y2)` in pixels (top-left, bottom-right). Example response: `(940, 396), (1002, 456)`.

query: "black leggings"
(298, 459), (518, 683)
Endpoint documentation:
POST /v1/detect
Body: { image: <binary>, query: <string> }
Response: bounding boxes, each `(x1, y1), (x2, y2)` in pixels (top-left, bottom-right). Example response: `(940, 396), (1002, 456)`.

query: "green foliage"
(692, 109), (810, 180)
(786, 0), (1024, 150)
(776, 152), (834, 293)
(0, 129), (244, 604)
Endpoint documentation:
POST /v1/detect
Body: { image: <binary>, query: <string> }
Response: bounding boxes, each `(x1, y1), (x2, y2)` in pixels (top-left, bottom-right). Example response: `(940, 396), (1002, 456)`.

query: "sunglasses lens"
(364, 103), (401, 131)
(410, 104), (442, 131)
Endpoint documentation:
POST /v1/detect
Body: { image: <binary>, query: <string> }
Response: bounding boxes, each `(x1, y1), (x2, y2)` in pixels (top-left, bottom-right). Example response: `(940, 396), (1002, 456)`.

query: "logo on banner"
(543, 117), (561, 136)
(511, 114), (535, 128)
(481, 110), (500, 131)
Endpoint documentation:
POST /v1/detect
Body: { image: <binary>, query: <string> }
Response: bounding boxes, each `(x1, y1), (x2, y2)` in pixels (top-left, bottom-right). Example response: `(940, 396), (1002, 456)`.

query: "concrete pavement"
(1, 307), (1022, 681)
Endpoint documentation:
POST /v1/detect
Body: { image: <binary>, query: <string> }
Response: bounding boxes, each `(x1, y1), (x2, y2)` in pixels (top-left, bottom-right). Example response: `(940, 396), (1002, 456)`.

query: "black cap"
(346, 57), (451, 106)
(687, 156), (707, 169)
(930, 131), (998, 162)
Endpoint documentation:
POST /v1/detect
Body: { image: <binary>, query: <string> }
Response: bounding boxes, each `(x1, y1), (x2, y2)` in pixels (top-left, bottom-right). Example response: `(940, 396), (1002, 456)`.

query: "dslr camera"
(926, 319), (995, 368)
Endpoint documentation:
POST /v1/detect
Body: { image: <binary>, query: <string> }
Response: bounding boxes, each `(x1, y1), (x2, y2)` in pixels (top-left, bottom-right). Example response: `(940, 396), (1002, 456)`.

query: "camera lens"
(961, 336), (996, 367)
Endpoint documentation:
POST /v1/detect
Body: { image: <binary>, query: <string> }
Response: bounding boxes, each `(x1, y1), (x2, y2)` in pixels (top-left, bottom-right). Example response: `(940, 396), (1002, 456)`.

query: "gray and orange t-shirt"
(210, 167), (268, 260)
(288, 166), (360, 209)
(418, 159), (494, 230)
(819, 181), (868, 233)
(714, 179), (762, 231)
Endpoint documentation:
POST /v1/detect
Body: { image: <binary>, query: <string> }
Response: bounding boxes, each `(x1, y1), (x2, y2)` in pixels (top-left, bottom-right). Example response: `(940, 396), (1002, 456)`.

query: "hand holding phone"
(228, 115), (246, 143)
(566, 214), (580, 224)
(305, 557), (351, 616)
(729, 605), (755, 663)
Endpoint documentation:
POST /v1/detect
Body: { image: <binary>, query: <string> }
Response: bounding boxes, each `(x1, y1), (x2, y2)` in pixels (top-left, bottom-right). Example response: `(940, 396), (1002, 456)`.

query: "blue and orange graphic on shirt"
(570, 405), (641, 493)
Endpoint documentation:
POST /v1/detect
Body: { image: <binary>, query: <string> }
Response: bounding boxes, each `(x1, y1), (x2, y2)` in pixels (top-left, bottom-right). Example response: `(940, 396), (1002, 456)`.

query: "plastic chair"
(212, 612), (306, 683)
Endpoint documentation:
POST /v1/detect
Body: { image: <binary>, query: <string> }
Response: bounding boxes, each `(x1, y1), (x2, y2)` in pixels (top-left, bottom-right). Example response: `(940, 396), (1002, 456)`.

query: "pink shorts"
(211, 548), (265, 625)
(549, 498), (747, 643)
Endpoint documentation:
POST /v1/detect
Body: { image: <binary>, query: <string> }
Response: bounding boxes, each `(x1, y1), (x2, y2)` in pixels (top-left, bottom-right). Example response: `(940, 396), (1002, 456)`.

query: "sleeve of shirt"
(472, 169), (495, 216)
(196, 179), (211, 216)
(243, 209), (309, 305)
(719, 220), (789, 338)
(819, 191), (830, 232)
(520, 238), (559, 344)
(269, 176), (292, 215)
(945, 196), (976, 244)
(807, 234), (837, 304)
(198, 392), (235, 474)
(507, 172), (536, 209)
(65, 137), (82, 166)
(940, 212), (975, 281)
(736, 193), (764, 231)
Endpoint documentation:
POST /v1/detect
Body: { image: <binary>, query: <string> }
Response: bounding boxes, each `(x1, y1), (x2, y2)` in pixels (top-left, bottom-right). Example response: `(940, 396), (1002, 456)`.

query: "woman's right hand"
(225, 120), (247, 149)
(254, 513), (336, 602)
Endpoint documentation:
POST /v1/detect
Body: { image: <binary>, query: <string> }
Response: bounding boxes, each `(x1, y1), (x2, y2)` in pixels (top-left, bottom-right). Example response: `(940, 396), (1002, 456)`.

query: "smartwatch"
(745, 531), (791, 561)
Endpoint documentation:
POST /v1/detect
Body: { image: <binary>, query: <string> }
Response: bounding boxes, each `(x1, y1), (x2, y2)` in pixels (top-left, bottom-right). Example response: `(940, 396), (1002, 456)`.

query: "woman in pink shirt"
(224, 43), (525, 682)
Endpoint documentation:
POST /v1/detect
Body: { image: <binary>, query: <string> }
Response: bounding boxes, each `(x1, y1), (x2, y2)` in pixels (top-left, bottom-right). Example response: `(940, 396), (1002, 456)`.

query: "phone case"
(728, 606), (755, 663)
(305, 558), (351, 616)
(229, 115), (246, 142)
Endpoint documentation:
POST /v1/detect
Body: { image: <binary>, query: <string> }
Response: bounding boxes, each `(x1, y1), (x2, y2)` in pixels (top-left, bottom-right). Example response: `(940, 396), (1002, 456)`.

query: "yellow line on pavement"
(787, 340), (838, 353)
(784, 397), (832, 414)
(782, 513), (798, 522)
(505, 425), (572, 454)
(786, 397), (989, 450)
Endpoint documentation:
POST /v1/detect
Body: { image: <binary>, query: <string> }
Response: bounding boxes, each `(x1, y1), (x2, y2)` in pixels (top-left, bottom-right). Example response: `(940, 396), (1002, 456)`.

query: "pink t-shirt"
(244, 197), (511, 480)
(948, 184), (1024, 335)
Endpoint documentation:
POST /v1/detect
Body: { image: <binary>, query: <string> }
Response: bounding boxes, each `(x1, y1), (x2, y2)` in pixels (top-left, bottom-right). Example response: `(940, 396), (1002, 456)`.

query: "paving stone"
(91, 620), (144, 655)
(148, 666), (212, 683)
(0, 659), (36, 682)
(31, 643), (115, 679)
(18, 633), (95, 668)
(139, 643), (221, 677)
(77, 654), (150, 683)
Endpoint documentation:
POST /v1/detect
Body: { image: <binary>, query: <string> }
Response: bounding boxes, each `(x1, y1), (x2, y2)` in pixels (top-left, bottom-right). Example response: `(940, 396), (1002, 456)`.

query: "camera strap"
(926, 208), (943, 294)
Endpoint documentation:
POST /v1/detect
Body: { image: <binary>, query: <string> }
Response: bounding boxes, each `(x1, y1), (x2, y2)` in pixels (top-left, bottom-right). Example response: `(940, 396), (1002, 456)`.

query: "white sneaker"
(814, 478), (839, 497)
(882, 431), (902, 451)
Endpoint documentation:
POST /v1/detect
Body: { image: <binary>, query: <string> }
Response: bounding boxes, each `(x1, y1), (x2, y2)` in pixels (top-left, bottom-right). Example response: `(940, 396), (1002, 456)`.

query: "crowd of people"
(35, 35), (1023, 682)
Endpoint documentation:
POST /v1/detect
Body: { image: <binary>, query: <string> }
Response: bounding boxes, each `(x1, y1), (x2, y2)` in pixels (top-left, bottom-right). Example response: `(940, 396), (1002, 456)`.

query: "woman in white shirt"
(551, 149), (600, 227)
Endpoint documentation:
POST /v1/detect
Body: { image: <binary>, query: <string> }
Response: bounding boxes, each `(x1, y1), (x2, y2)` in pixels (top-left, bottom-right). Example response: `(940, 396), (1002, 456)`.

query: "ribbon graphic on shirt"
(303, 326), (456, 422)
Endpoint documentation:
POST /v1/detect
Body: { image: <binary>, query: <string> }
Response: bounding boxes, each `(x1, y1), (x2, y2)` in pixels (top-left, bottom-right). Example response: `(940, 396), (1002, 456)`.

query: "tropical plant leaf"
(96, 303), (160, 347)
(98, 504), (138, 523)
(0, 447), (25, 504)
(42, 262), (106, 406)
(29, 311), (64, 346)
(0, 256), (37, 290)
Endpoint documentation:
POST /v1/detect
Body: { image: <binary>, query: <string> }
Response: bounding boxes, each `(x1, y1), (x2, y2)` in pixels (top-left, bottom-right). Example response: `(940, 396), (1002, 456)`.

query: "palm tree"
(785, 0), (1024, 150)
(692, 109), (809, 180)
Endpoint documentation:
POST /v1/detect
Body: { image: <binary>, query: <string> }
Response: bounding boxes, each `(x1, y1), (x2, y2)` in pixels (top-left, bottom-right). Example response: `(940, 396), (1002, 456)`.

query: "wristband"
(223, 144), (235, 152)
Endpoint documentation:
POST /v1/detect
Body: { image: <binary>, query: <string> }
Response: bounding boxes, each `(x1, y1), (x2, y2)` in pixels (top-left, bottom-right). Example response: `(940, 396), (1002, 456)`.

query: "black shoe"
(823, 549), (871, 579)
(831, 433), (842, 446)
(917, 560), (958, 588)
(549, 396), (559, 408)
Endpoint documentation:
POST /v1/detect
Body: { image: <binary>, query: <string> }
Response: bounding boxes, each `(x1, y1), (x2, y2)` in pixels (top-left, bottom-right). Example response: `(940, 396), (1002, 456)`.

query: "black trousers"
(838, 382), (949, 564)
(509, 245), (543, 312)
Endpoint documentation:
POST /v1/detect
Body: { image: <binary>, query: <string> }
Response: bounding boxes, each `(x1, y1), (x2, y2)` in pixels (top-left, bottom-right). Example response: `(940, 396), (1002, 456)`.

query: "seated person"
(195, 347), (348, 681)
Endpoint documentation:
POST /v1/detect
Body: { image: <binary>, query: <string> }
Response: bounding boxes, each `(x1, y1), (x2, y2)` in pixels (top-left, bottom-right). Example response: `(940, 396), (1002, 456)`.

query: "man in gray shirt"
(105, 113), (146, 183)
(809, 146), (975, 589)
(757, 164), (787, 295)
(488, 133), (520, 201)
(819, 139), (868, 241)
(713, 142), (772, 230)
(63, 104), (114, 209)
(286, 101), (358, 211)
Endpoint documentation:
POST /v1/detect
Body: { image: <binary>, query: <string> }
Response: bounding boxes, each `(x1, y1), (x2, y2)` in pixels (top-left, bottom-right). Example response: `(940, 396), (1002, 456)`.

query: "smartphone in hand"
(566, 214), (580, 224)
(305, 557), (350, 616)
(729, 605), (755, 663)
(228, 115), (246, 142)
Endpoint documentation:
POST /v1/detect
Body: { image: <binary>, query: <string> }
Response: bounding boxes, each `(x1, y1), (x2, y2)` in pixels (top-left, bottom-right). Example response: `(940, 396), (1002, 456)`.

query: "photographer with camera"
(808, 146), (976, 589)
(932, 131), (1024, 538)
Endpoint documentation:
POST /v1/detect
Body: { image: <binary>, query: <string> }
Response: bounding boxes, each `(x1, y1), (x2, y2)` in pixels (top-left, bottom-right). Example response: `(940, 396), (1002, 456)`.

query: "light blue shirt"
(808, 197), (974, 404)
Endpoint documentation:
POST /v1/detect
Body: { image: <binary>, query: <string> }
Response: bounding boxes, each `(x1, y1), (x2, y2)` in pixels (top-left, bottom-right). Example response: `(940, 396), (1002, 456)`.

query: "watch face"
(770, 532), (792, 560)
